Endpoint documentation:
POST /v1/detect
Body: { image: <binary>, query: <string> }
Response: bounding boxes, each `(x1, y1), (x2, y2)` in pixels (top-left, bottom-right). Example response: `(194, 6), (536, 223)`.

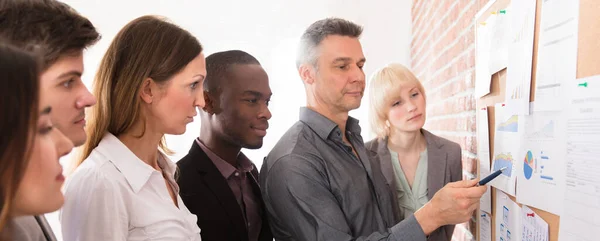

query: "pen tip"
(500, 167), (507, 171)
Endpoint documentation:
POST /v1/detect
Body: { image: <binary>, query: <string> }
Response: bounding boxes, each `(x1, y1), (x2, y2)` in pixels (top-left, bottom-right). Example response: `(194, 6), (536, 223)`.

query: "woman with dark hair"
(60, 15), (206, 240)
(0, 43), (73, 240)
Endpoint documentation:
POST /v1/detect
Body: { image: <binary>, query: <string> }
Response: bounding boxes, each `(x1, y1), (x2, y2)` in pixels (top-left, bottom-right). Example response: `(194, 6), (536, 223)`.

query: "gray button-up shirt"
(260, 107), (427, 241)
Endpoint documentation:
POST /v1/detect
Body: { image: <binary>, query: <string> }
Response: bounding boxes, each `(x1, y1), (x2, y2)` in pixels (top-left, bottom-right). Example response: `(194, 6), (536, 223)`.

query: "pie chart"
(523, 151), (534, 180)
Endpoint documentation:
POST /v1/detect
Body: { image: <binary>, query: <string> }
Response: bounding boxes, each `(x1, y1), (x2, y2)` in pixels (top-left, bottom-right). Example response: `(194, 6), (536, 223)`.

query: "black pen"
(477, 167), (507, 186)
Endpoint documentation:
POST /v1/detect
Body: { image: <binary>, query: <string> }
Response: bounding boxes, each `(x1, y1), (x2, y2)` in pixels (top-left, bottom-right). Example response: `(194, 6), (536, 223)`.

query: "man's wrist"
(414, 202), (441, 235)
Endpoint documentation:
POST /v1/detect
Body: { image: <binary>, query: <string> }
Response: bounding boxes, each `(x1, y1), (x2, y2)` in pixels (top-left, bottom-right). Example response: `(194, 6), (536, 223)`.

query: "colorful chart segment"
(527, 120), (554, 139)
(522, 150), (555, 181)
(493, 153), (514, 177)
(539, 151), (553, 180)
(523, 151), (534, 180)
(497, 115), (519, 132)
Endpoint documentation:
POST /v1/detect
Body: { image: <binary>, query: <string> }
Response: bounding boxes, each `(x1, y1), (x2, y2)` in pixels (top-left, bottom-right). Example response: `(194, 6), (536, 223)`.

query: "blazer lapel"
(423, 130), (447, 200)
(35, 215), (57, 241)
(375, 137), (395, 187)
(368, 137), (402, 223)
(189, 143), (248, 239)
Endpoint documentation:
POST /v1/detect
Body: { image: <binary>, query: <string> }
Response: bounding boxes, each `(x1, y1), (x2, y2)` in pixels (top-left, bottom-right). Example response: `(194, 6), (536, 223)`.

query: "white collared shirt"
(60, 133), (201, 241)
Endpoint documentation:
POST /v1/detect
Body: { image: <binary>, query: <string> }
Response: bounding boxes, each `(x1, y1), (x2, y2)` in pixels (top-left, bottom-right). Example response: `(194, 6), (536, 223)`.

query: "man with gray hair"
(260, 17), (486, 241)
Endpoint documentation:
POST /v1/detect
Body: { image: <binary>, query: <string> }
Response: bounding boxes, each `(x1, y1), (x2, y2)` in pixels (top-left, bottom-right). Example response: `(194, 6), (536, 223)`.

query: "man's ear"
(202, 90), (219, 114)
(298, 63), (316, 85)
(139, 78), (155, 104)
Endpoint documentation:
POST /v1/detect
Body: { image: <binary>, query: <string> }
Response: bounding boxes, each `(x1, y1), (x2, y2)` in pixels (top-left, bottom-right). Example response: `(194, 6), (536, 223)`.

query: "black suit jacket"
(177, 141), (273, 241)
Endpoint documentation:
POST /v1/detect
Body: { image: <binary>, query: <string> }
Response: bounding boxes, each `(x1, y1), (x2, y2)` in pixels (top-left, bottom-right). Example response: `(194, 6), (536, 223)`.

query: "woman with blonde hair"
(365, 63), (462, 241)
(60, 15), (206, 240)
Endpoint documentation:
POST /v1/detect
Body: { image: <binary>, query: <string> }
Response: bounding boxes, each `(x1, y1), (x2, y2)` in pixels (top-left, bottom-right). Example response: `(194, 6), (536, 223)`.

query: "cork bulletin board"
(474, 0), (600, 240)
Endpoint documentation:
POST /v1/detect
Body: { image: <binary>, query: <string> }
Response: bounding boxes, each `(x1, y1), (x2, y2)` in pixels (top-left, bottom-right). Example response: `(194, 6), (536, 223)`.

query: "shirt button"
(234, 172), (240, 177)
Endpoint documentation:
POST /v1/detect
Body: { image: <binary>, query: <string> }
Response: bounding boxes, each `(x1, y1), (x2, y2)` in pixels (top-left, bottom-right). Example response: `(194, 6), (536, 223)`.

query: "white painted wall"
(51, 0), (412, 239)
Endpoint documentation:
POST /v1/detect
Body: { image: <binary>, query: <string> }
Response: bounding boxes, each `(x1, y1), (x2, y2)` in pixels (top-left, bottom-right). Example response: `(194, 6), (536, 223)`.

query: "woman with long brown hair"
(0, 43), (73, 240)
(60, 15), (206, 240)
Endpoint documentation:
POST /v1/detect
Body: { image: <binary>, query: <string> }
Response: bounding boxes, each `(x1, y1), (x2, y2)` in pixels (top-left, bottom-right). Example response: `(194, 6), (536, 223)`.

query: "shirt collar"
(96, 133), (175, 193)
(299, 107), (362, 140)
(195, 139), (253, 179)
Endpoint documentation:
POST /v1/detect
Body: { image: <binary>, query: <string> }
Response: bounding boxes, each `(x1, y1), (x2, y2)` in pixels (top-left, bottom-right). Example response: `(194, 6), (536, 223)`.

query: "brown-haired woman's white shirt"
(60, 133), (201, 241)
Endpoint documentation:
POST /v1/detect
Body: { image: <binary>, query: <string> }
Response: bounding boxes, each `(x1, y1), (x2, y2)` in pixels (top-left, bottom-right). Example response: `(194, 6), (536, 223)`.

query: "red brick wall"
(411, 0), (491, 240)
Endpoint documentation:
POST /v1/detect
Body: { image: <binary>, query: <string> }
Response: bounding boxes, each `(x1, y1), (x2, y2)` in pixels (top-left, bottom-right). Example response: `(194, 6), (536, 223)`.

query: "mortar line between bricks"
(419, 3), (477, 77)
(413, 0), (475, 71)
(412, 0), (459, 67)
(463, 152), (477, 158)
(462, 170), (477, 180)
(426, 73), (476, 105)
(426, 45), (476, 89)
(427, 109), (476, 121)
(425, 129), (477, 137)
